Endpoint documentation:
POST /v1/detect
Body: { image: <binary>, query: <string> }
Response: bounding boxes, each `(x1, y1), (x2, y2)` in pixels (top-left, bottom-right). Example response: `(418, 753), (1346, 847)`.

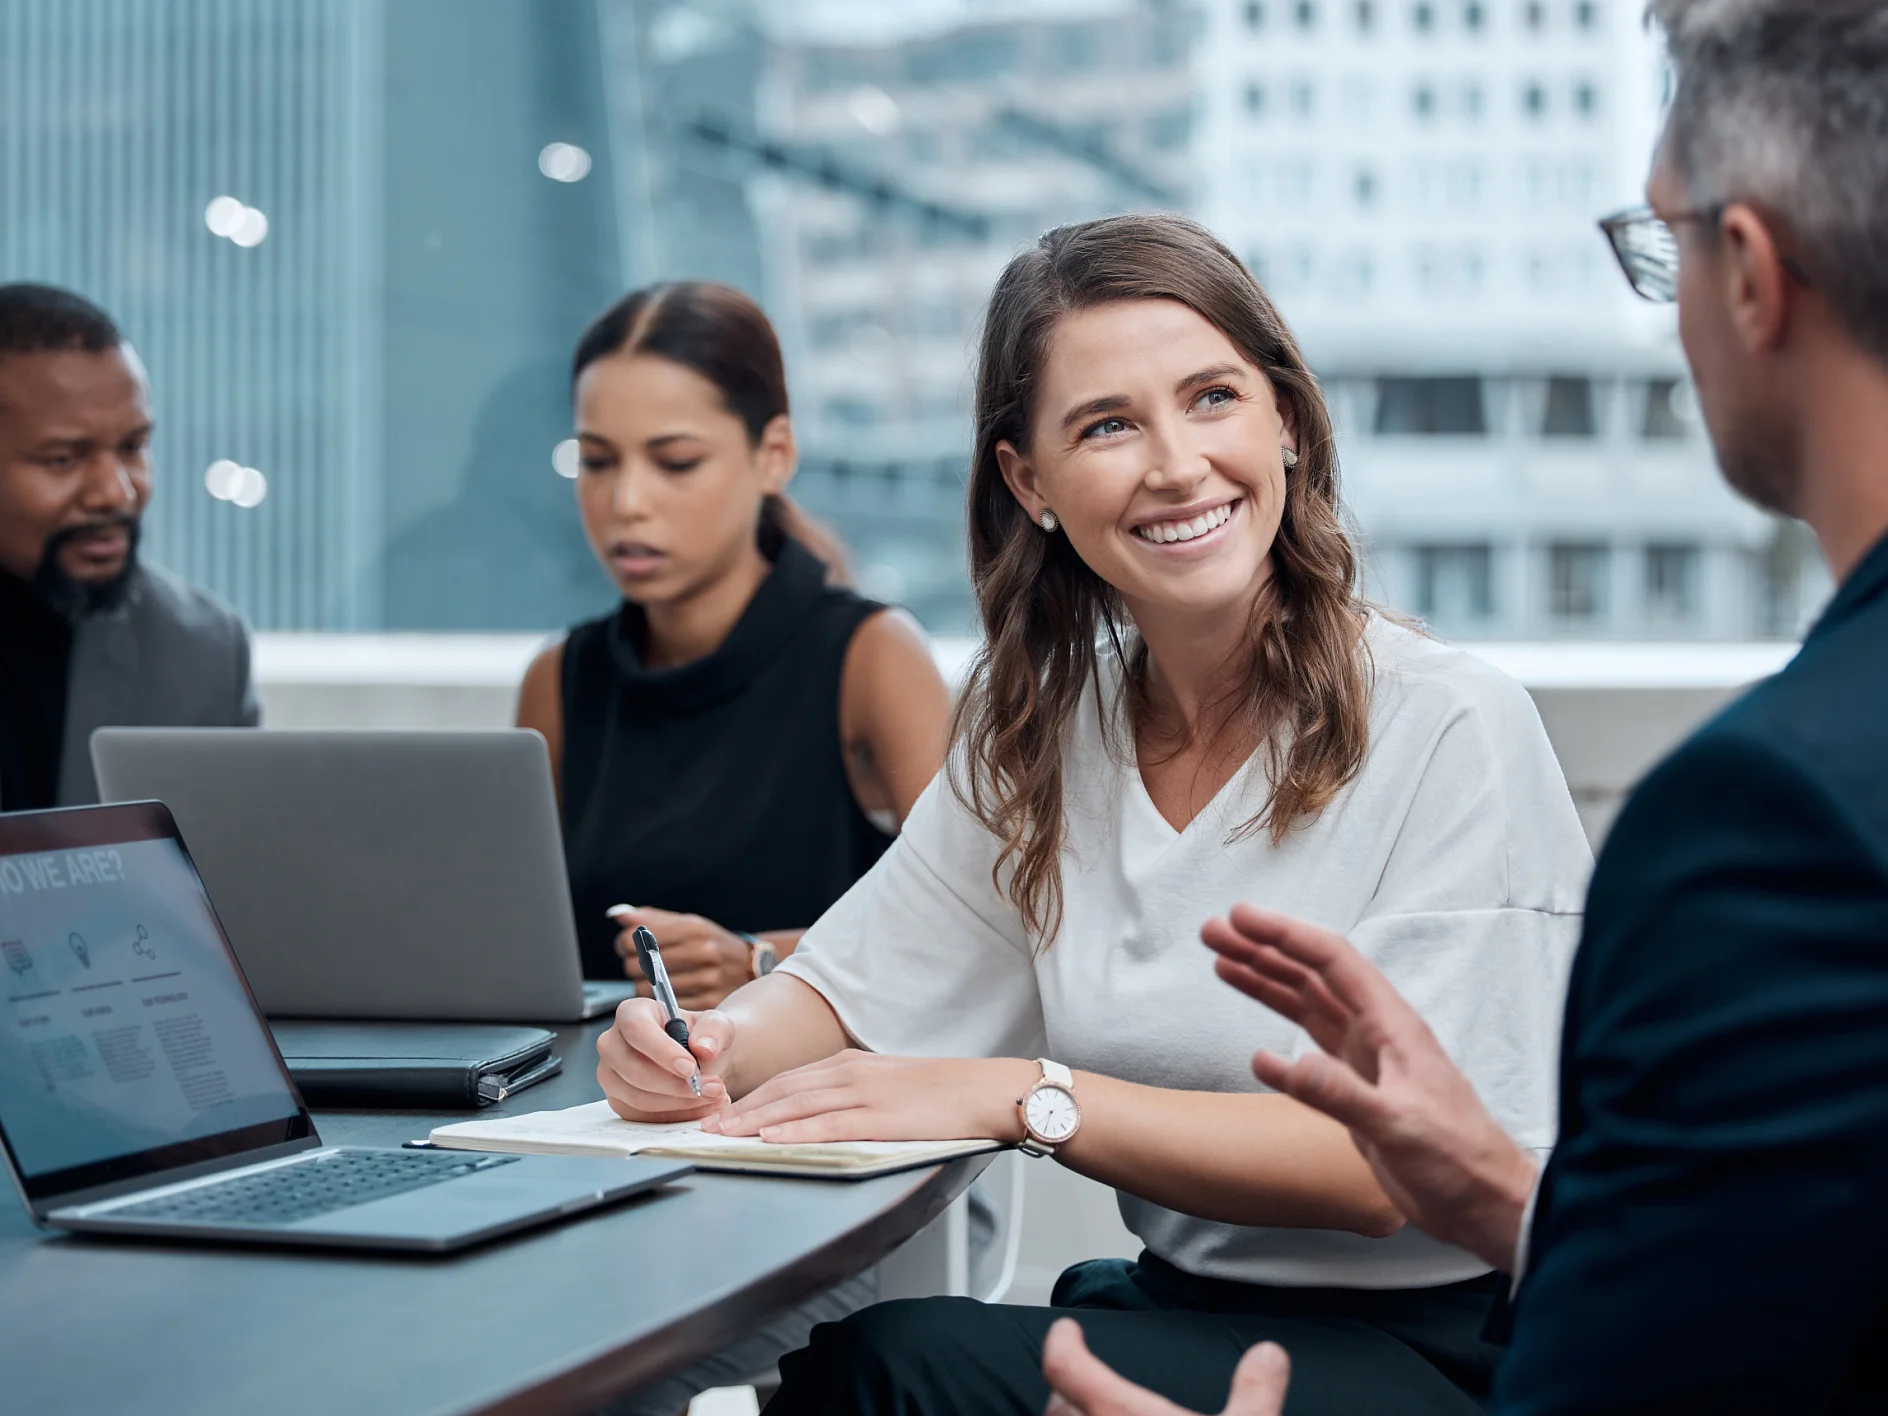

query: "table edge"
(468, 1153), (990, 1415)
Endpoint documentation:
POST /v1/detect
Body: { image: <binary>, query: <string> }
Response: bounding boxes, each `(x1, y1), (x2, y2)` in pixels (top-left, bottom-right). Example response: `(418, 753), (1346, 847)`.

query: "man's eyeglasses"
(1598, 204), (1814, 304)
(1598, 206), (1686, 302)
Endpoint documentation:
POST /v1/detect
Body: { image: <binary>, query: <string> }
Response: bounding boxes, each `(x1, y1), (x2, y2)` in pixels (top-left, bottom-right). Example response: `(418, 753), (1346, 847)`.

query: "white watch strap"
(1036, 1058), (1073, 1089)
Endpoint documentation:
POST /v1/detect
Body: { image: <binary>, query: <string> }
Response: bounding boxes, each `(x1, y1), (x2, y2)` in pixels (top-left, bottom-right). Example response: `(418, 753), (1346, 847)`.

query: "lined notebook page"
(429, 1100), (1000, 1176)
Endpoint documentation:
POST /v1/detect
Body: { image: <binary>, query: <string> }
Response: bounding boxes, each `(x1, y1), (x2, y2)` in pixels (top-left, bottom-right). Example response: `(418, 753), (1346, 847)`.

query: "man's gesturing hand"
(1042, 1319), (1289, 1416)
(1202, 903), (1537, 1273)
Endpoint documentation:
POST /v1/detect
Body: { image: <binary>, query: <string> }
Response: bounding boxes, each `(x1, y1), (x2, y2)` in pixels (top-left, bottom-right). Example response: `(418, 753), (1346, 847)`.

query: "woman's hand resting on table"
(595, 997), (1037, 1143)
(702, 1050), (1035, 1144)
(610, 904), (754, 1011)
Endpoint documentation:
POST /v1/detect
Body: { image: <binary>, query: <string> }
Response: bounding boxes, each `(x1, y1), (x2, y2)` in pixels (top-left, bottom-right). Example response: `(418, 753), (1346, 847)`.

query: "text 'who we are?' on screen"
(0, 838), (301, 1180)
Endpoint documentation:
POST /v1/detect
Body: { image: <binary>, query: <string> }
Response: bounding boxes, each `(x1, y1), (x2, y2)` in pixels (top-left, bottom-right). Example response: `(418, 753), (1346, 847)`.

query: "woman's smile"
(1129, 496), (1243, 550)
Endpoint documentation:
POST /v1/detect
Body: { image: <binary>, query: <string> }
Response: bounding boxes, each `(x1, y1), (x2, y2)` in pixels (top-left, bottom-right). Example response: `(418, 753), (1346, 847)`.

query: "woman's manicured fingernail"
(674, 1057), (696, 1076)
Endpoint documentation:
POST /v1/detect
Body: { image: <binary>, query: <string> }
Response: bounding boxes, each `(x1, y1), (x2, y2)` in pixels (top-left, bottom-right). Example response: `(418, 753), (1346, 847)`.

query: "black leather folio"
(269, 1022), (562, 1108)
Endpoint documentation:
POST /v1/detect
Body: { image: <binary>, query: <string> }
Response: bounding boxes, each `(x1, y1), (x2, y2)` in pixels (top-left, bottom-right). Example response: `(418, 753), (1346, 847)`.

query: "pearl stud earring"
(1039, 510), (1060, 532)
(1281, 448), (1299, 469)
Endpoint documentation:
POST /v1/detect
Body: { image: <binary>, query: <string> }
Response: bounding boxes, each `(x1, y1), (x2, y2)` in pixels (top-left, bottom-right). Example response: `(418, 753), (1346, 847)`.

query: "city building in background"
(0, 0), (386, 629)
(0, 0), (1827, 638)
(1195, 0), (1827, 637)
(0, 0), (628, 631)
(750, 0), (1196, 630)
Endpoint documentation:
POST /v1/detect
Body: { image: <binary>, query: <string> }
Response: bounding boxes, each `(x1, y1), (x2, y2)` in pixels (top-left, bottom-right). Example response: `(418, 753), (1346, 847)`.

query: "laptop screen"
(0, 803), (310, 1207)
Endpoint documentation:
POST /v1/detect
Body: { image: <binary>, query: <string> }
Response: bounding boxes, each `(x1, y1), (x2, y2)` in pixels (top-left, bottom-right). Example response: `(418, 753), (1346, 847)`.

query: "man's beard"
(32, 517), (142, 620)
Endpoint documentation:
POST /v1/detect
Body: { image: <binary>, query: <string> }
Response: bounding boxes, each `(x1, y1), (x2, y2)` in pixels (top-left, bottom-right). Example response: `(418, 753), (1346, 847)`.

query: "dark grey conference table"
(0, 1018), (987, 1416)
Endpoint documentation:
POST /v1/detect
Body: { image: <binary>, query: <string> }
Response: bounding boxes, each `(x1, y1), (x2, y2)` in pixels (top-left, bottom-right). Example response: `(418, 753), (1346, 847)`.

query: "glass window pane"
(1416, 544), (1495, 622)
(1375, 378), (1487, 435)
(1645, 544), (1700, 621)
(1549, 543), (1610, 621)
(1640, 378), (1692, 439)
(1541, 376), (1597, 437)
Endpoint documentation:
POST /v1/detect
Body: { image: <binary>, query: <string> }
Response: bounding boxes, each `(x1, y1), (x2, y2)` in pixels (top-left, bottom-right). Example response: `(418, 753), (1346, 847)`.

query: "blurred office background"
(0, 0), (1825, 1318)
(0, 0), (1831, 640)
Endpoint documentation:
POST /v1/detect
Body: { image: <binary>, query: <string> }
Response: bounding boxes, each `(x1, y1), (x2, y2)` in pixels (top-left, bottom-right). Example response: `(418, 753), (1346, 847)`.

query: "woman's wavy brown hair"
(950, 213), (1372, 946)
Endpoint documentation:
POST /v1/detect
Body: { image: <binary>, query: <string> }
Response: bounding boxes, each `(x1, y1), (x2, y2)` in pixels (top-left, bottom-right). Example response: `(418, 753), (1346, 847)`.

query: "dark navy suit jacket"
(1495, 532), (1888, 1412)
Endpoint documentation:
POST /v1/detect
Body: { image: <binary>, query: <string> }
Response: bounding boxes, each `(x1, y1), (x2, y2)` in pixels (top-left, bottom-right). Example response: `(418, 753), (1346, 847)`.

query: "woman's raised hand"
(701, 1050), (1035, 1144)
(595, 996), (734, 1123)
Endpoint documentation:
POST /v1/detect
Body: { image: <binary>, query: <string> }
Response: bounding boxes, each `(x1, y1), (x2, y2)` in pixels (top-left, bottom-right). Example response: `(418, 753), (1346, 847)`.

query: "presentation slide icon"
(68, 932), (91, 969)
(2, 940), (31, 978)
(132, 925), (156, 961)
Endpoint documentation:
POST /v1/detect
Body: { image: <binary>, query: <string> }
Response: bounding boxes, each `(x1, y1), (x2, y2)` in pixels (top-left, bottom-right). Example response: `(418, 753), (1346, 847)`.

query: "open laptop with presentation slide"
(0, 802), (686, 1252)
(91, 729), (640, 1023)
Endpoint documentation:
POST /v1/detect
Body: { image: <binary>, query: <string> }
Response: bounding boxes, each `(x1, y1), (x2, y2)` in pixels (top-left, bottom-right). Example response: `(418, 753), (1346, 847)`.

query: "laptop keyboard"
(100, 1149), (522, 1228)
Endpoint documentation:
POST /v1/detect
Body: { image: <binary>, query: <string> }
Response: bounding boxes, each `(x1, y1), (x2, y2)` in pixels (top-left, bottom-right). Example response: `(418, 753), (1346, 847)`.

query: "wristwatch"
(1016, 1058), (1081, 1157)
(737, 931), (778, 979)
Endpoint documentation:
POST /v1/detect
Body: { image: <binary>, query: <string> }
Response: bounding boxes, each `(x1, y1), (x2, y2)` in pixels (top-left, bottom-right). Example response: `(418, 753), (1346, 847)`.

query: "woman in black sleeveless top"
(517, 281), (950, 1009)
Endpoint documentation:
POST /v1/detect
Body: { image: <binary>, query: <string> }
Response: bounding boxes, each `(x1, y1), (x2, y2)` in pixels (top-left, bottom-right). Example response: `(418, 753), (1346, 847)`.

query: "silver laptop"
(91, 729), (638, 1023)
(0, 802), (687, 1251)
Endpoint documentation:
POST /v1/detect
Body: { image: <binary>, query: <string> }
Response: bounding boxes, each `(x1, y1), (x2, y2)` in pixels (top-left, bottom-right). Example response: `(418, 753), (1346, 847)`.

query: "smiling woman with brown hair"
(596, 216), (1592, 1414)
(954, 211), (1374, 951)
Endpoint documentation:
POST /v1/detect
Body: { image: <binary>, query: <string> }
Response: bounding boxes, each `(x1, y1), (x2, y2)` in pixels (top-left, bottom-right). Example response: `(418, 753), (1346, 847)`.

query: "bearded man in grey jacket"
(0, 283), (257, 812)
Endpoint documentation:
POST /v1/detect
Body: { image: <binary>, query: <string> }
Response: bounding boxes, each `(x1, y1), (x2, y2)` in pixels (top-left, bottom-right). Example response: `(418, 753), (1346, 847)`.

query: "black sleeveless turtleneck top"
(559, 538), (895, 978)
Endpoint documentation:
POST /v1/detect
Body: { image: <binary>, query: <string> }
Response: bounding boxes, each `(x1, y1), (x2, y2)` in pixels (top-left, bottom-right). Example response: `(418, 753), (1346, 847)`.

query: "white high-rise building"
(1194, 0), (1820, 637)
(751, 0), (1196, 629)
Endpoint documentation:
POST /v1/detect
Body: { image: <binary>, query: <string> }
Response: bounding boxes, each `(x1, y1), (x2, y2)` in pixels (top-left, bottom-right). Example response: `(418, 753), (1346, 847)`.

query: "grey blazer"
(45, 561), (260, 807)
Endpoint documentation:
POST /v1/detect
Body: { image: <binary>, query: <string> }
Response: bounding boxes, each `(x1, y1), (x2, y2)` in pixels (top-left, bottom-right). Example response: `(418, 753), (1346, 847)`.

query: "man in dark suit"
(1042, 0), (1888, 1412)
(0, 284), (258, 812)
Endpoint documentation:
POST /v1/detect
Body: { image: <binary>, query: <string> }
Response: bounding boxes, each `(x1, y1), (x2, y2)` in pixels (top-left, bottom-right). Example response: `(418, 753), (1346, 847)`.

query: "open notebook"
(428, 1100), (1003, 1179)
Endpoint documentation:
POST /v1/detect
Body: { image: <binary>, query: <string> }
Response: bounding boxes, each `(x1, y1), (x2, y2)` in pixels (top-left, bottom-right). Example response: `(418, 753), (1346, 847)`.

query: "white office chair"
(696, 1156), (1030, 1414)
(877, 1149), (1027, 1302)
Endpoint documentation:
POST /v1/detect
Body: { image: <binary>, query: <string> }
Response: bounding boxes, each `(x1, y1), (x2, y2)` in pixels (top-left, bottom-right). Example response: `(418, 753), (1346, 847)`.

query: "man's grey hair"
(1650, 0), (1888, 363)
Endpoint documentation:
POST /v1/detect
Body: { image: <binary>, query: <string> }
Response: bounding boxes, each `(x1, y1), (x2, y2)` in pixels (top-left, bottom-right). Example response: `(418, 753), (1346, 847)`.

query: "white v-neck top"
(779, 615), (1589, 1289)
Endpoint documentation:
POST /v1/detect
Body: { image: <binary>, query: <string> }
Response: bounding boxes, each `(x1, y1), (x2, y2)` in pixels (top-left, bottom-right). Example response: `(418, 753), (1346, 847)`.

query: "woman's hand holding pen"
(611, 905), (754, 1011)
(596, 997), (733, 1123)
(701, 1050), (1035, 1145)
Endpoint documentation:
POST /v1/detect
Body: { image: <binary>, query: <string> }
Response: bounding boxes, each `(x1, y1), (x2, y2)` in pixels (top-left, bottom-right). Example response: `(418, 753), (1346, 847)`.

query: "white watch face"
(1024, 1084), (1080, 1143)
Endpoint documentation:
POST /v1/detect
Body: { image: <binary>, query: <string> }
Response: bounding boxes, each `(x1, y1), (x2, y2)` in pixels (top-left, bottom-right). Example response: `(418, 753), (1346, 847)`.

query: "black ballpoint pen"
(627, 923), (702, 1097)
